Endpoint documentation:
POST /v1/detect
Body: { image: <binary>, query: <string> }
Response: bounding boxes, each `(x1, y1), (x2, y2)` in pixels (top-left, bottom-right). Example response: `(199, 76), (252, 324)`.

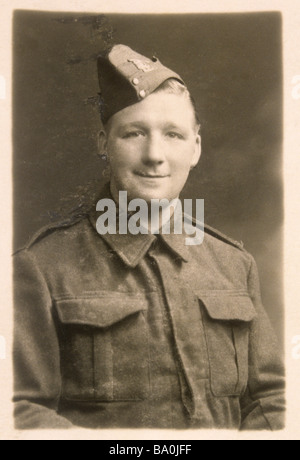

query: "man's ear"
(97, 130), (108, 156)
(191, 133), (202, 168)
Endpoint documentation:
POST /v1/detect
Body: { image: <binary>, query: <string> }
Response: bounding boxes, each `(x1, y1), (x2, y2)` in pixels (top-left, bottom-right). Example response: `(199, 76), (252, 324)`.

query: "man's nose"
(142, 134), (165, 164)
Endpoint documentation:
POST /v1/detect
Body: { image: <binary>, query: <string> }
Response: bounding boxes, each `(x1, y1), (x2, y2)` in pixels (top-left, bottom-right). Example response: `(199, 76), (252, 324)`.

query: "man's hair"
(100, 78), (200, 132)
(153, 79), (200, 128)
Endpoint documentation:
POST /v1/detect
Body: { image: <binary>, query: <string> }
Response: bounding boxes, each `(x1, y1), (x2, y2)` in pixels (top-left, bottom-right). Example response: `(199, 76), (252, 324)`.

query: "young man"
(13, 45), (285, 430)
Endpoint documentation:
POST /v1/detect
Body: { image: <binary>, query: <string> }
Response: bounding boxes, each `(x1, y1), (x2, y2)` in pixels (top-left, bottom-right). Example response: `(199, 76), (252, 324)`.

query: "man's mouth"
(134, 171), (170, 178)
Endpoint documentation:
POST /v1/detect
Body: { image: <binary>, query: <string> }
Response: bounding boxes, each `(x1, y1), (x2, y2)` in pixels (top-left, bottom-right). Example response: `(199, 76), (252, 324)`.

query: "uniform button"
(132, 77), (139, 85)
(139, 89), (146, 98)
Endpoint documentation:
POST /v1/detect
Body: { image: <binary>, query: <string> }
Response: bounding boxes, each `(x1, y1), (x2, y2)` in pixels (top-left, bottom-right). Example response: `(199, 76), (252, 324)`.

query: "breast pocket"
(198, 292), (257, 398)
(55, 292), (149, 402)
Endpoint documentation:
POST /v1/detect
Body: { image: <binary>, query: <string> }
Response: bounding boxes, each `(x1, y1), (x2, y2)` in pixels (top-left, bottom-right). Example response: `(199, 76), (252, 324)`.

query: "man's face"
(104, 92), (201, 203)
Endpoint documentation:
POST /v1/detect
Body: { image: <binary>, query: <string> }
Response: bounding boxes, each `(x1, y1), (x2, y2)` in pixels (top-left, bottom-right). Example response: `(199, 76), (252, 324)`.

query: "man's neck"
(110, 184), (179, 233)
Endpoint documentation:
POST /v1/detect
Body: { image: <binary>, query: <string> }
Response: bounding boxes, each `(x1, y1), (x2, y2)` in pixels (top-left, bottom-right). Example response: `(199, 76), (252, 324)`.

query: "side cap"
(97, 44), (185, 123)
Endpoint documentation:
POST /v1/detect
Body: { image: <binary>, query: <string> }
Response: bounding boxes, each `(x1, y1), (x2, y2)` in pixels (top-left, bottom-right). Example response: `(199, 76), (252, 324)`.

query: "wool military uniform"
(13, 184), (285, 430)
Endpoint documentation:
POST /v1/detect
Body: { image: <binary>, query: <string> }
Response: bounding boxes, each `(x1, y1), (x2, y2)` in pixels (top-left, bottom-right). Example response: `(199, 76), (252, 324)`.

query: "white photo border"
(1, 0), (299, 441)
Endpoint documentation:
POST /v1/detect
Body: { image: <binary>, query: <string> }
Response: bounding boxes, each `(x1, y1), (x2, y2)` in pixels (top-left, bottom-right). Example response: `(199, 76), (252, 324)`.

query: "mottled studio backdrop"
(13, 11), (283, 344)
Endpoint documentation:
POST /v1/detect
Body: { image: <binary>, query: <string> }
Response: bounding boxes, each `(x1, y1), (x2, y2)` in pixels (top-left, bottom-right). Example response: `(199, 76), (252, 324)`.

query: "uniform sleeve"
(13, 249), (73, 429)
(239, 255), (285, 431)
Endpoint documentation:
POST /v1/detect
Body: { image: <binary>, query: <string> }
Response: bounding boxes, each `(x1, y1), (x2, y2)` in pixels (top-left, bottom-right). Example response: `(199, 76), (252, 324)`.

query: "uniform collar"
(88, 183), (190, 268)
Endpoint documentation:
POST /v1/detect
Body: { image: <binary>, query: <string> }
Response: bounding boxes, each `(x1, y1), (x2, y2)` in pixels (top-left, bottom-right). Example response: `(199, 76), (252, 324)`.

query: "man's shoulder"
(203, 222), (245, 252)
(185, 214), (246, 253)
(14, 212), (91, 256)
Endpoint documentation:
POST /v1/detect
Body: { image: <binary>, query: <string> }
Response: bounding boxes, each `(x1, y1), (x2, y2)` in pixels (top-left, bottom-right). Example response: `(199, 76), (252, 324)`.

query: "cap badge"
(128, 58), (154, 73)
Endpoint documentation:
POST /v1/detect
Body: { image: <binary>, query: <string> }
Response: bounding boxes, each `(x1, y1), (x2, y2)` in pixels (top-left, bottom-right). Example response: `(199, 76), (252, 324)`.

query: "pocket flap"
(55, 292), (148, 328)
(198, 292), (257, 322)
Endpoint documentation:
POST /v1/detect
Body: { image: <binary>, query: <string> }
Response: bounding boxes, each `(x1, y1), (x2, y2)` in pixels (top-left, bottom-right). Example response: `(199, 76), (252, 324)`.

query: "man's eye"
(166, 132), (184, 140)
(122, 131), (145, 139)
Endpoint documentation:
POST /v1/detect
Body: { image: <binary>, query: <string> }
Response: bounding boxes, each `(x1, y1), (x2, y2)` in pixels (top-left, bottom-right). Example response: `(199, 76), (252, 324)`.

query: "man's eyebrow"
(117, 122), (146, 130)
(116, 121), (190, 133)
(162, 123), (191, 135)
(163, 123), (186, 130)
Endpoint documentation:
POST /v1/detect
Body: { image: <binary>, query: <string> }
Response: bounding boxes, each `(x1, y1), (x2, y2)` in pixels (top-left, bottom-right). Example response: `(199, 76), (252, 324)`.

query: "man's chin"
(128, 189), (174, 203)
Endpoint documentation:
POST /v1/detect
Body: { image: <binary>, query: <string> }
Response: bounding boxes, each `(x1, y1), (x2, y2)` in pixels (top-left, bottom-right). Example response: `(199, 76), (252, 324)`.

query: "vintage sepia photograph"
(11, 9), (286, 433)
(2, 0), (300, 442)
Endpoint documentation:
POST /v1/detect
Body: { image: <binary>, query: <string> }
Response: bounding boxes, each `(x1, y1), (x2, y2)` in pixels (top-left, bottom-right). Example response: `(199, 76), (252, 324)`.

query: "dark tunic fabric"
(13, 185), (285, 430)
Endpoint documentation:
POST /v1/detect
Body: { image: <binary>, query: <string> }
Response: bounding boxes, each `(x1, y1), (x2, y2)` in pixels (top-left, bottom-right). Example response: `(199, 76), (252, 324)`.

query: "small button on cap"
(132, 78), (139, 85)
(139, 89), (146, 98)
